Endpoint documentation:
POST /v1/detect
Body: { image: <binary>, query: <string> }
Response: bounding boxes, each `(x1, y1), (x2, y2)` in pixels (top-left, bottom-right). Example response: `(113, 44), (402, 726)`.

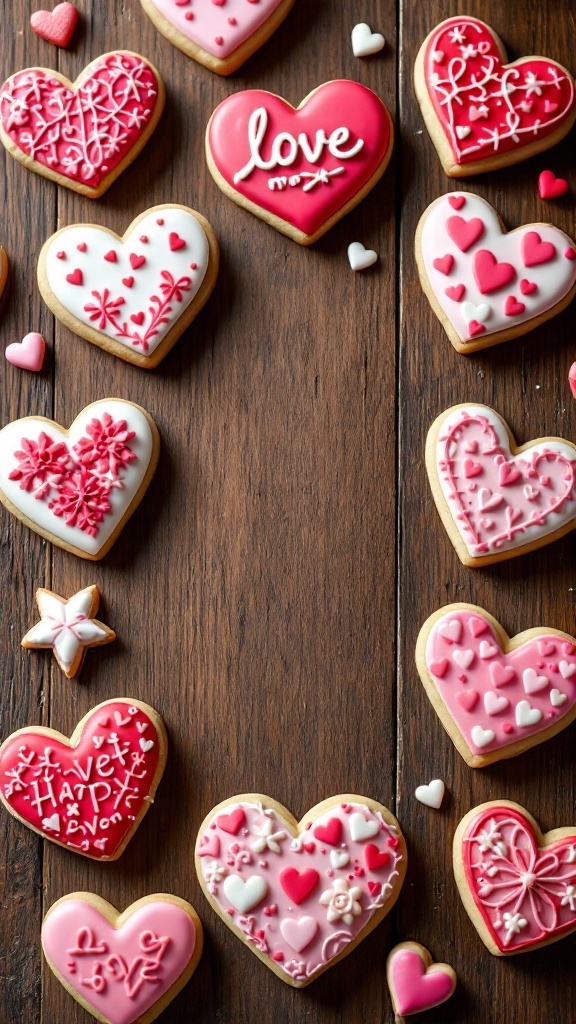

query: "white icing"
(24, 588), (108, 670)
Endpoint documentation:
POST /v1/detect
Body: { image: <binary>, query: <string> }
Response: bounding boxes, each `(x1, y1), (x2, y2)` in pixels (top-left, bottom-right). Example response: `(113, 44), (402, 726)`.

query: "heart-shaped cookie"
(416, 193), (576, 352)
(38, 205), (219, 368)
(426, 404), (576, 566)
(206, 81), (393, 245)
(42, 892), (202, 1023)
(414, 16), (576, 176)
(0, 51), (164, 197)
(0, 698), (167, 860)
(454, 801), (576, 955)
(30, 2), (79, 46)
(417, 604), (576, 767)
(195, 793), (406, 986)
(0, 398), (159, 559)
(140, 0), (296, 75)
(386, 941), (456, 1016)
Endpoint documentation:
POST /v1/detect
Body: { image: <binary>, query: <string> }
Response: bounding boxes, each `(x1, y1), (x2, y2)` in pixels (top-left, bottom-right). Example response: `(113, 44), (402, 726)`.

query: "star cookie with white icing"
(22, 585), (115, 678)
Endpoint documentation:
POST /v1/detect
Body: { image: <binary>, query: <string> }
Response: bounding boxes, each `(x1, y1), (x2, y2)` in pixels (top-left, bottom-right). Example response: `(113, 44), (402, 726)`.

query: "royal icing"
(0, 400), (156, 557)
(43, 897), (196, 1024)
(22, 586), (114, 677)
(196, 798), (404, 984)
(43, 207), (210, 357)
(419, 193), (576, 343)
(422, 17), (575, 168)
(207, 81), (392, 239)
(387, 945), (455, 1016)
(0, 52), (161, 190)
(0, 700), (164, 859)
(433, 405), (576, 559)
(143, 0), (286, 59)
(460, 805), (576, 953)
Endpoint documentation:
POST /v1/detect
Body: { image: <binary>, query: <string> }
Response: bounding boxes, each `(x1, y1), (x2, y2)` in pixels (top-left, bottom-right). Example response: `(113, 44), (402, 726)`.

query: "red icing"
(521, 231), (556, 267)
(364, 844), (390, 871)
(520, 278), (537, 295)
(504, 295), (525, 316)
(448, 194), (466, 209)
(104, 250), (117, 263)
(313, 818), (342, 846)
(279, 866), (320, 904)
(446, 215), (484, 251)
(216, 808), (246, 834)
(169, 232), (186, 251)
(130, 253), (146, 270)
(433, 254), (454, 275)
(67, 269), (83, 285)
(472, 250), (515, 294)
(446, 284), (465, 301)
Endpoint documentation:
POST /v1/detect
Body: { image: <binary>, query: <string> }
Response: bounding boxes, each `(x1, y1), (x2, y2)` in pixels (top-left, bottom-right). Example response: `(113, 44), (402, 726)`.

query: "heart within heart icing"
(195, 795), (406, 986)
(387, 944), (456, 1015)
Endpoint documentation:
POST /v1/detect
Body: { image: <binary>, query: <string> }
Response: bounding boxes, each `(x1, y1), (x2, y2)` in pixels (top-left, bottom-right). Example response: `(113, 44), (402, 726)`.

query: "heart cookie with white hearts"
(417, 604), (576, 768)
(206, 81), (393, 245)
(0, 398), (159, 559)
(414, 16), (576, 177)
(38, 205), (219, 368)
(426, 404), (576, 566)
(140, 0), (296, 76)
(0, 51), (164, 197)
(42, 892), (202, 1024)
(0, 698), (167, 860)
(386, 941), (456, 1016)
(195, 793), (406, 986)
(454, 801), (576, 955)
(416, 193), (576, 353)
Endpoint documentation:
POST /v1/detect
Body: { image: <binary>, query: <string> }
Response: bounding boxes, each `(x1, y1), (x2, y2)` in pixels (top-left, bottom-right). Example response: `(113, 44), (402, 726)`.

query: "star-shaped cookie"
(22, 585), (115, 678)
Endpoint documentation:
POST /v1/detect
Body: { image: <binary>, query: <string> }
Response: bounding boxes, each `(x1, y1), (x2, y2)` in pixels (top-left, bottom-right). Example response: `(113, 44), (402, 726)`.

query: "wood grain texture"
(0, 0), (573, 1021)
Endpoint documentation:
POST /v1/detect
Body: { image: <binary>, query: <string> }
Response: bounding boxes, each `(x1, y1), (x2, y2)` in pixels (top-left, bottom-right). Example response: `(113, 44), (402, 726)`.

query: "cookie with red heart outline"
(415, 192), (576, 353)
(414, 16), (576, 177)
(38, 205), (219, 368)
(426, 403), (576, 566)
(140, 0), (296, 76)
(195, 793), (407, 986)
(42, 892), (202, 1023)
(386, 941), (456, 1016)
(0, 51), (165, 197)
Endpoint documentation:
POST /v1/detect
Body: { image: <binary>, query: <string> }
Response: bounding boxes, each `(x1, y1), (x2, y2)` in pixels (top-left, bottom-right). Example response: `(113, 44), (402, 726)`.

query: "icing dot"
(156, 218), (164, 225)
(139, 235), (149, 243)
(190, 262), (198, 270)
(56, 251), (65, 259)
(215, 36), (224, 45)
(185, 11), (194, 18)
(77, 242), (87, 252)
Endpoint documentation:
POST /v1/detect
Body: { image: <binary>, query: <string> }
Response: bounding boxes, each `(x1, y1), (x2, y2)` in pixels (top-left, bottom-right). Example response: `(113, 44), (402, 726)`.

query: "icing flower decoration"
(319, 878), (363, 925)
(251, 817), (287, 855)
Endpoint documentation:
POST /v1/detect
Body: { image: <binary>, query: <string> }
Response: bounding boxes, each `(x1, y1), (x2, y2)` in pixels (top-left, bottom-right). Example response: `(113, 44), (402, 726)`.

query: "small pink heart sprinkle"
(77, 242), (87, 252)
(502, 723), (514, 734)
(272, 952), (284, 962)
(5, 332), (46, 372)
(228, 16), (237, 23)
(56, 251), (65, 259)
(139, 235), (148, 243)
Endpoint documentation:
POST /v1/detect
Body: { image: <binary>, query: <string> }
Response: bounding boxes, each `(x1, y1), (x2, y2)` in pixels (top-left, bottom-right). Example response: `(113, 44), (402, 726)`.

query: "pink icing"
(196, 800), (404, 982)
(389, 948), (454, 1015)
(145, 0), (286, 59)
(435, 405), (576, 557)
(0, 52), (160, 187)
(426, 608), (576, 756)
(423, 17), (575, 166)
(43, 899), (196, 1024)
(461, 806), (576, 953)
(0, 700), (162, 858)
(207, 81), (392, 238)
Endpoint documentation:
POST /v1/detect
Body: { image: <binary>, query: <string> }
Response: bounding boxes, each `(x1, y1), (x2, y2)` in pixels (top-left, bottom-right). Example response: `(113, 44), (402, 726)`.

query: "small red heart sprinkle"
(228, 16), (237, 23)
(169, 232), (186, 251)
(77, 242), (87, 252)
(538, 169), (569, 200)
(367, 881), (381, 897)
(130, 253), (146, 270)
(156, 218), (165, 224)
(190, 262), (198, 270)
(56, 251), (65, 259)
(502, 723), (514, 734)
(139, 235), (148, 243)
(303, 842), (315, 853)
(130, 312), (145, 326)
(520, 278), (537, 295)
(272, 952), (284, 962)
(66, 268), (83, 285)
(565, 246), (576, 261)
(185, 11), (193, 18)
(226, 908), (234, 916)
(387, 837), (399, 849)
(103, 250), (117, 262)
(122, 276), (134, 288)
(448, 194), (466, 210)
(215, 35), (224, 44)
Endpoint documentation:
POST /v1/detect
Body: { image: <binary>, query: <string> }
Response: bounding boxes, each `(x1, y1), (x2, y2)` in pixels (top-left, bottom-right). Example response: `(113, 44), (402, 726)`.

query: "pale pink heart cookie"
(0, 698), (167, 860)
(5, 331), (45, 371)
(38, 205), (219, 368)
(426, 404), (576, 566)
(0, 51), (165, 197)
(195, 793), (407, 987)
(386, 941), (456, 1016)
(140, 0), (296, 75)
(454, 801), (576, 955)
(417, 604), (576, 767)
(0, 398), (159, 559)
(414, 16), (576, 176)
(416, 193), (576, 352)
(42, 892), (202, 1024)
(30, 3), (79, 47)
(206, 81), (394, 245)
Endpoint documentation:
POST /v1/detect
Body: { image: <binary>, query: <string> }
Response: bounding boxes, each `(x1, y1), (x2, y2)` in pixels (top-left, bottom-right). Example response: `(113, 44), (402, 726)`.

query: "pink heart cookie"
(386, 941), (456, 1016)
(42, 893), (202, 1024)
(30, 2), (79, 47)
(5, 331), (45, 371)
(0, 51), (164, 197)
(195, 793), (406, 987)
(206, 81), (394, 245)
(426, 404), (576, 566)
(414, 16), (576, 176)
(417, 604), (576, 767)
(416, 193), (576, 352)
(454, 801), (576, 955)
(0, 699), (167, 860)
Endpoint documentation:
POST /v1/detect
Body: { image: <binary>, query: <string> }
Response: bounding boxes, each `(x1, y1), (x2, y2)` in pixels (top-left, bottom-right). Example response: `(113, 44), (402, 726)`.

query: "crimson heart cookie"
(0, 398), (159, 559)
(206, 81), (393, 245)
(454, 801), (576, 955)
(386, 942), (456, 1017)
(0, 698), (167, 860)
(426, 404), (576, 566)
(414, 16), (576, 176)
(140, 0), (296, 75)
(0, 51), (164, 197)
(38, 205), (219, 368)
(42, 892), (202, 1023)
(417, 604), (576, 767)
(416, 193), (576, 353)
(195, 793), (406, 986)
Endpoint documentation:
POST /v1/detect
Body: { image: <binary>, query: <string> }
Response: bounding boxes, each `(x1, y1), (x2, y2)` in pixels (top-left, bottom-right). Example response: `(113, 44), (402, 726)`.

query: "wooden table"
(1, 1), (575, 1021)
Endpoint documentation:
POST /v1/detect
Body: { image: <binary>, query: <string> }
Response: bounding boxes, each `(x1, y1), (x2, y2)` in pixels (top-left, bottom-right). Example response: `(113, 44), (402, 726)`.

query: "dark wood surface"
(0, 0), (574, 1021)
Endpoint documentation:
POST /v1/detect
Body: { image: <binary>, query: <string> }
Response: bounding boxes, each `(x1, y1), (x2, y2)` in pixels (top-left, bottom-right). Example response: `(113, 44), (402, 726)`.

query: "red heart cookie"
(414, 17), (576, 176)
(386, 941), (456, 1016)
(30, 2), (79, 47)
(0, 51), (164, 197)
(206, 81), (393, 245)
(0, 699), (167, 860)
(454, 801), (576, 955)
